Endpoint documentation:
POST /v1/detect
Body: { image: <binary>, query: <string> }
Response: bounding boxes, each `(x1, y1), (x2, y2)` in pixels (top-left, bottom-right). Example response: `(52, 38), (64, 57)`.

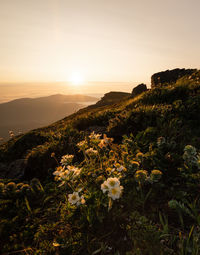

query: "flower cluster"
(53, 165), (81, 185)
(60, 154), (74, 166)
(101, 177), (123, 200)
(89, 131), (101, 140)
(183, 145), (200, 169)
(85, 148), (98, 156)
(77, 140), (88, 150)
(98, 134), (113, 149)
(68, 191), (85, 206)
(135, 169), (162, 184)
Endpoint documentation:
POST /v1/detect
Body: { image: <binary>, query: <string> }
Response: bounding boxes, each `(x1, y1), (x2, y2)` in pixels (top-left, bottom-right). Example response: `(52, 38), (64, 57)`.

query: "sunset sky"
(0, 0), (200, 84)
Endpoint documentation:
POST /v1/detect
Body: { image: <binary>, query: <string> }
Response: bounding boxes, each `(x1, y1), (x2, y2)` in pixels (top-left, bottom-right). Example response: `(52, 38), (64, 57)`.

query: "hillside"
(0, 94), (98, 142)
(1, 69), (200, 254)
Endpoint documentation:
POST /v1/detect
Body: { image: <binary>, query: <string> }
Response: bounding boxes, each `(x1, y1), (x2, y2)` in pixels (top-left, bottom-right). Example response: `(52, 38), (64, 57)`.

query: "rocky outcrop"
(151, 68), (197, 88)
(95, 92), (131, 107)
(131, 84), (147, 97)
(0, 159), (27, 179)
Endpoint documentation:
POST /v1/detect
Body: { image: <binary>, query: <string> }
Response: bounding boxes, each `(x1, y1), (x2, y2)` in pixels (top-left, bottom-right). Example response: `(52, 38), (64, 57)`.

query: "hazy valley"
(0, 94), (98, 142)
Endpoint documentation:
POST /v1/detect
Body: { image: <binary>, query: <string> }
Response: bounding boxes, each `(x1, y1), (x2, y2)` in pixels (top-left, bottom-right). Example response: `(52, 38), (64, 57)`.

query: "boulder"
(131, 84), (147, 97)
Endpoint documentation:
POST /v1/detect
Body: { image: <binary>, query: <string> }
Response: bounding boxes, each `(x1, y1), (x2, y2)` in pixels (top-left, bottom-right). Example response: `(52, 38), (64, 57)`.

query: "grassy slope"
(1, 71), (200, 180)
(1, 71), (200, 254)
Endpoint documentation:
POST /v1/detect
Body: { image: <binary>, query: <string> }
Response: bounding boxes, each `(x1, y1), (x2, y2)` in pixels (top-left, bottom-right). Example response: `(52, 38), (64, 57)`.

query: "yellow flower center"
(109, 180), (116, 187)
(111, 188), (118, 195)
(71, 195), (77, 200)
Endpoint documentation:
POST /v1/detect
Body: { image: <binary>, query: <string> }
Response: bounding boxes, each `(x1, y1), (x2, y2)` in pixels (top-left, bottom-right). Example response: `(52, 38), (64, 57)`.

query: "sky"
(0, 0), (200, 85)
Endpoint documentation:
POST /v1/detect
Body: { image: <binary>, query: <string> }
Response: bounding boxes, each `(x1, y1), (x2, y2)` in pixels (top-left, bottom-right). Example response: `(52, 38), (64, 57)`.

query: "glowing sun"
(69, 72), (85, 86)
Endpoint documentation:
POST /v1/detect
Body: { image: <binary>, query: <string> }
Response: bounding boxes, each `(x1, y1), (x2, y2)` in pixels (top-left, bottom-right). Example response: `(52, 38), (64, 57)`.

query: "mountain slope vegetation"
(1, 69), (200, 254)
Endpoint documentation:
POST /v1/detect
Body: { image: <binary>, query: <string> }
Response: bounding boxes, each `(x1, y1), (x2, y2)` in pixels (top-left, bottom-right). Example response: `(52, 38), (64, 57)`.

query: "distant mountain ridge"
(0, 94), (98, 141)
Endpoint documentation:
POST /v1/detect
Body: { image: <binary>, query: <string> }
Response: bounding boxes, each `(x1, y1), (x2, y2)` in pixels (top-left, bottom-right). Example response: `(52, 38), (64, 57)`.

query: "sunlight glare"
(69, 72), (85, 86)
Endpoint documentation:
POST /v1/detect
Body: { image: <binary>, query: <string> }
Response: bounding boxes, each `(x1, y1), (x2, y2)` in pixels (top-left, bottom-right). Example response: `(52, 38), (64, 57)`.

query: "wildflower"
(16, 183), (24, 190)
(77, 195), (86, 205)
(101, 180), (109, 193)
(183, 145), (197, 156)
(106, 177), (120, 189)
(108, 185), (123, 200)
(157, 137), (166, 147)
(115, 163), (126, 172)
(51, 152), (55, 158)
(53, 166), (65, 176)
(136, 152), (144, 161)
(150, 169), (162, 181)
(122, 151), (128, 160)
(68, 192), (80, 205)
(106, 167), (115, 174)
(85, 148), (98, 155)
(68, 192), (85, 206)
(183, 145), (200, 169)
(101, 177), (123, 200)
(129, 160), (140, 169)
(96, 175), (104, 183)
(77, 140), (87, 149)
(60, 154), (74, 166)
(135, 170), (148, 183)
(89, 131), (101, 140)
(67, 165), (81, 178)
(20, 184), (31, 194)
(53, 242), (60, 247)
(98, 134), (113, 148)
(6, 182), (16, 192)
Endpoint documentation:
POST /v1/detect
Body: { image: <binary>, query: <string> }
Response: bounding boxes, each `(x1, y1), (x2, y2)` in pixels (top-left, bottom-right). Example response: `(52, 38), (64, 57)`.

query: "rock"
(0, 162), (8, 178)
(131, 84), (147, 97)
(0, 159), (27, 179)
(95, 92), (131, 107)
(151, 68), (197, 88)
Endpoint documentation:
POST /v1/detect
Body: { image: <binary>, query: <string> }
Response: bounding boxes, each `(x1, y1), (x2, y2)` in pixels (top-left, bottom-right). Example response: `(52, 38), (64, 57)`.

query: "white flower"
(67, 165), (81, 178)
(73, 168), (81, 178)
(68, 192), (80, 205)
(59, 170), (70, 180)
(85, 148), (98, 155)
(101, 180), (109, 193)
(77, 140), (87, 149)
(53, 166), (65, 176)
(101, 177), (123, 200)
(89, 131), (101, 140)
(108, 185), (123, 200)
(60, 154), (74, 166)
(106, 177), (120, 189)
(53, 170), (61, 176)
